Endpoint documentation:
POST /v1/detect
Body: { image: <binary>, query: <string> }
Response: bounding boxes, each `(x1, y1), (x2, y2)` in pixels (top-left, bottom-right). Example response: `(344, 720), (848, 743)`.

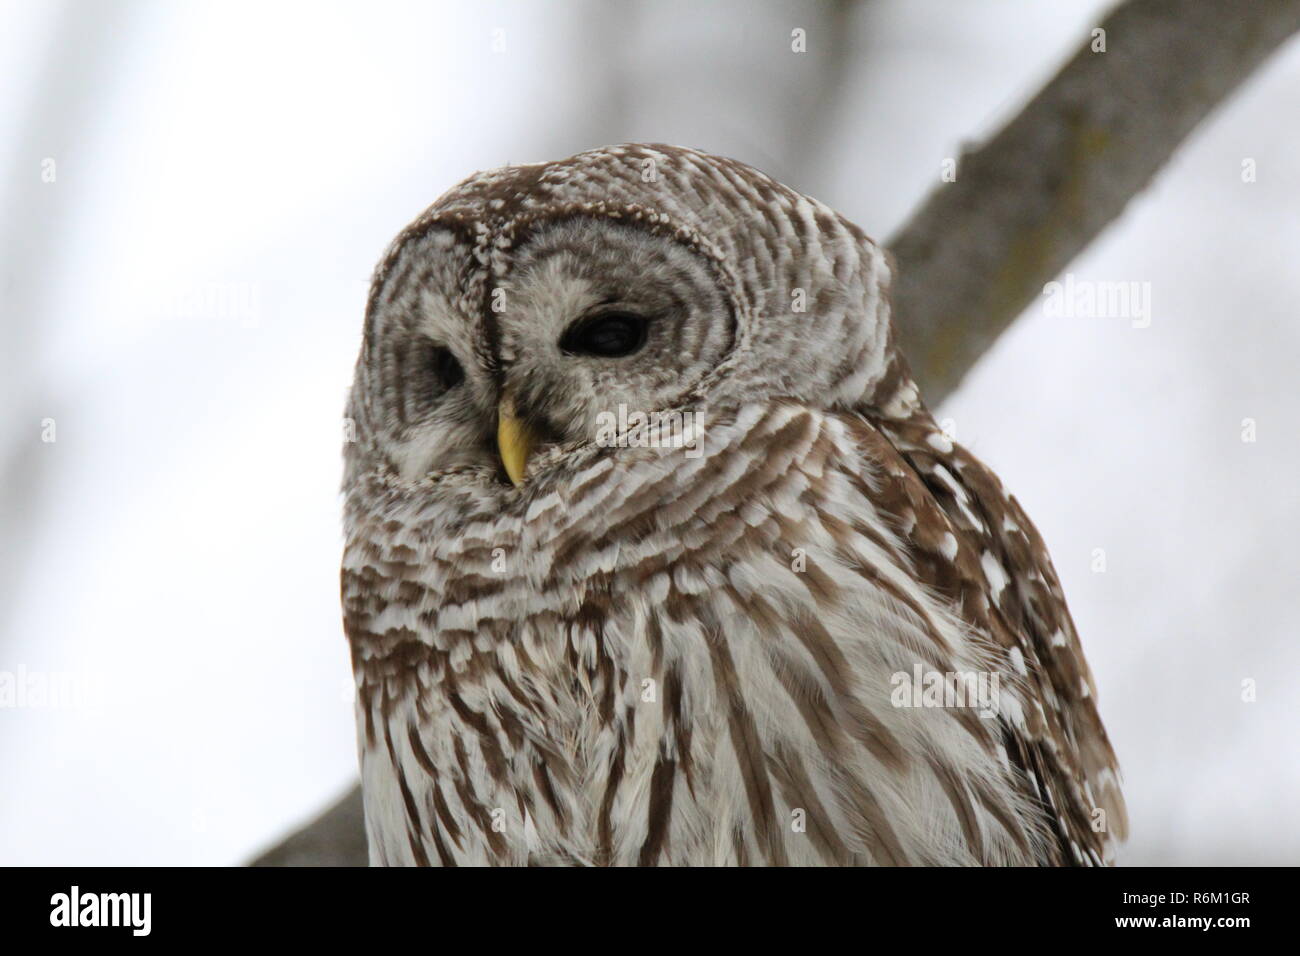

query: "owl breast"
(345, 403), (1052, 866)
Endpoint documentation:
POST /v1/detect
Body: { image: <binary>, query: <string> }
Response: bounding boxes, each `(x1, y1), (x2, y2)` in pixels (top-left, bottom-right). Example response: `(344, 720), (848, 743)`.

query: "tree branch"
(889, 0), (1300, 405)
(247, 787), (366, 867)
(249, 0), (1300, 865)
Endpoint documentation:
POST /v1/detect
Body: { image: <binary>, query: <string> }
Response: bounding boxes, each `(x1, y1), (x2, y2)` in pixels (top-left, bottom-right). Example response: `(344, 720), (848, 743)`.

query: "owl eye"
(559, 312), (648, 358)
(431, 346), (465, 390)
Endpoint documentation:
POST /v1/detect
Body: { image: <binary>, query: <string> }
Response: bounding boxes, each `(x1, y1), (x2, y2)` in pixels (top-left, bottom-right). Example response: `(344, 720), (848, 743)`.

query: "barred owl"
(342, 144), (1126, 866)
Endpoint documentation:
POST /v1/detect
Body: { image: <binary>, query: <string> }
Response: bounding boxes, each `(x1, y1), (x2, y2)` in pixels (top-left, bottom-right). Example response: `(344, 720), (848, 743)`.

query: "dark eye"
(431, 345), (464, 390)
(559, 312), (648, 358)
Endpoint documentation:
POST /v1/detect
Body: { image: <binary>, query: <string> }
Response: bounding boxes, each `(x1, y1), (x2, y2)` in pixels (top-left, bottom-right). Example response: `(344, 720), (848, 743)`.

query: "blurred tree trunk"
(0, 1), (138, 648)
(250, 0), (1300, 866)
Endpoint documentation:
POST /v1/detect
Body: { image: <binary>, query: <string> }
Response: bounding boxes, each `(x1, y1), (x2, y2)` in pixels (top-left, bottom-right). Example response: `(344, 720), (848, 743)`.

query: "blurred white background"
(2, 0), (1297, 865)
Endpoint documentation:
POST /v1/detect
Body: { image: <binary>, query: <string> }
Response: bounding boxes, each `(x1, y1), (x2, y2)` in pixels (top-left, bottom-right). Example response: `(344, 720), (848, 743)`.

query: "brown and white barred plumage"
(343, 144), (1126, 866)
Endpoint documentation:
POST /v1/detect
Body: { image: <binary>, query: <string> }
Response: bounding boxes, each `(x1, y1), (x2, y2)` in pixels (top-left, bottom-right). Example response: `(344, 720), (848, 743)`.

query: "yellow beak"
(497, 396), (536, 488)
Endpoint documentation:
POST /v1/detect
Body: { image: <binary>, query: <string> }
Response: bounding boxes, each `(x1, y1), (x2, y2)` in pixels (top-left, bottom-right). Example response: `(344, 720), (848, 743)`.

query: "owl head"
(345, 144), (919, 495)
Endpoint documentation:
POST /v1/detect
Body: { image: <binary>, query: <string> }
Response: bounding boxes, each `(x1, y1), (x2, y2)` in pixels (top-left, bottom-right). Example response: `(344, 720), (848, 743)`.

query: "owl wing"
(860, 409), (1127, 865)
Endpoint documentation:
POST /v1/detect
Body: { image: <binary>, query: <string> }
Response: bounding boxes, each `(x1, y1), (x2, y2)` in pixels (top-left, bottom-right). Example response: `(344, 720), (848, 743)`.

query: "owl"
(342, 143), (1126, 866)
